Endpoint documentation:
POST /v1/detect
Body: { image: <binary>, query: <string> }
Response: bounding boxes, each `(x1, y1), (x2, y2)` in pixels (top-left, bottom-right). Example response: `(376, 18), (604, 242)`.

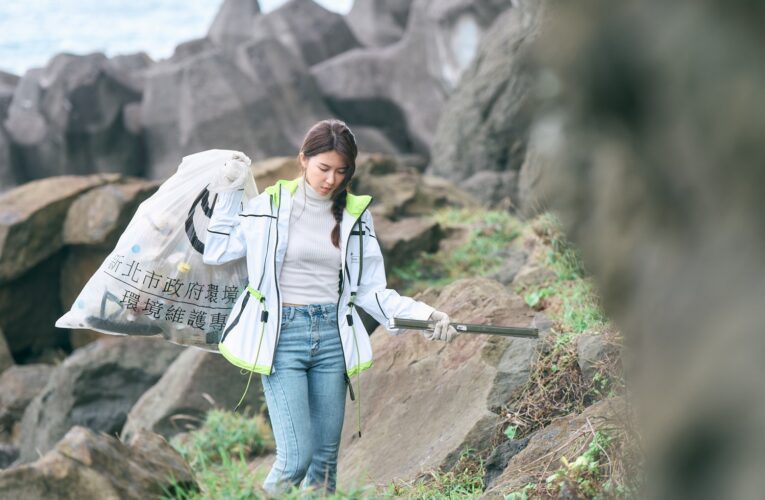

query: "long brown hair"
(298, 119), (358, 248)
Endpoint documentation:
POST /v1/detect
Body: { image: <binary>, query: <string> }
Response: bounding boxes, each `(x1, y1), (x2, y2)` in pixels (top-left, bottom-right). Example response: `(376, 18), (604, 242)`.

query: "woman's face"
(300, 150), (349, 196)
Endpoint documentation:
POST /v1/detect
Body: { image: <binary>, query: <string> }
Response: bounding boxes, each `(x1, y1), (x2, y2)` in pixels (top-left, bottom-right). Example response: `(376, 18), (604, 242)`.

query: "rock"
(106, 52), (155, 93)
(167, 38), (217, 64)
(0, 426), (196, 498)
(462, 170), (519, 209)
(58, 247), (112, 349)
(0, 364), (53, 444)
(374, 216), (443, 269)
(489, 248), (528, 286)
(62, 178), (160, 248)
(0, 174), (111, 284)
(0, 70), (19, 116)
(352, 160), (477, 220)
(576, 333), (619, 383)
(0, 129), (17, 194)
(0, 443), (18, 469)
(512, 264), (556, 289)
(251, 0), (361, 67)
(430, 5), (541, 182)
(347, 0), (412, 48)
(17, 338), (183, 463)
(311, 0), (516, 155)
(121, 348), (264, 442)
(516, 141), (548, 216)
(3, 53), (145, 181)
(336, 278), (539, 486)
(0, 330), (12, 373)
(532, 1), (765, 495)
(0, 252), (68, 360)
(141, 38), (328, 179)
(483, 437), (530, 491)
(0, 73), (17, 193)
(484, 397), (625, 495)
(207, 0), (261, 49)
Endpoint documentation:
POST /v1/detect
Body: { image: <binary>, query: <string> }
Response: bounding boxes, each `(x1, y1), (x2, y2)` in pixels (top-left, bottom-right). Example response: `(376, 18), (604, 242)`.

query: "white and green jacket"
(203, 178), (435, 382)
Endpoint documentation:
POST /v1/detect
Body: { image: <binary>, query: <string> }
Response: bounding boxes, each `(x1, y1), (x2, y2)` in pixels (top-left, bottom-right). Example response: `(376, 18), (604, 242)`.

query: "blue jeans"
(261, 303), (347, 496)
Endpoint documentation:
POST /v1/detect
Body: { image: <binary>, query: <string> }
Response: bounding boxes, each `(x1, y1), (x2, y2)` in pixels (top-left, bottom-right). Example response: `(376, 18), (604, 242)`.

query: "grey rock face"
(141, 38), (330, 179)
(0, 174), (110, 284)
(430, 5), (541, 184)
(0, 426), (196, 499)
(3, 53), (145, 181)
(121, 348), (263, 441)
(531, 0), (765, 496)
(312, 0), (517, 156)
(207, 0), (261, 48)
(347, 0), (412, 48)
(0, 364), (53, 443)
(337, 278), (539, 486)
(17, 338), (183, 463)
(252, 0), (361, 67)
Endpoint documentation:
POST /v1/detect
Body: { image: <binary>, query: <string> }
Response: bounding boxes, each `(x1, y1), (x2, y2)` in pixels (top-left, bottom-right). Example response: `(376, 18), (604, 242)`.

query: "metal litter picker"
(388, 318), (538, 339)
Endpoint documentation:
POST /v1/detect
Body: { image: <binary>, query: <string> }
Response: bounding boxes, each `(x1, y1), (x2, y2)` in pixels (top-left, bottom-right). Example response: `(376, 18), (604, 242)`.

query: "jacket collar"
(265, 178), (371, 218)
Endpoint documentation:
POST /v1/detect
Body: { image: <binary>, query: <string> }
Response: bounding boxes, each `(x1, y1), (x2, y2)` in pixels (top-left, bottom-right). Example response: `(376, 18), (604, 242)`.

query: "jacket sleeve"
(202, 189), (247, 265)
(354, 211), (435, 335)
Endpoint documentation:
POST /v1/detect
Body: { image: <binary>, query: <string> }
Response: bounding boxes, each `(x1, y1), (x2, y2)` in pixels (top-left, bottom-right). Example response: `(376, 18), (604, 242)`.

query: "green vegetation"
(383, 448), (486, 499)
(391, 207), (521, 295)
(162, 409), (274, 499)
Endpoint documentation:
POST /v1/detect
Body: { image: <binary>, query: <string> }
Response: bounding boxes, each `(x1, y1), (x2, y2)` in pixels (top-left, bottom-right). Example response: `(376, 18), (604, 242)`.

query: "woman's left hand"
(424, 310), (459, 342)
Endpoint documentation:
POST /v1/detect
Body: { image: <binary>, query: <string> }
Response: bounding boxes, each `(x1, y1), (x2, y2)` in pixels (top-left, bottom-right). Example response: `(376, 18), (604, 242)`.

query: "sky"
(0, 0), (354, 75)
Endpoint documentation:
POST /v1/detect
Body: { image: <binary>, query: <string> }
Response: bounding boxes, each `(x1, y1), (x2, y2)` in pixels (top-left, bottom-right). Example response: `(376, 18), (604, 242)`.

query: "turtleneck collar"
(298, 176), (332, 202)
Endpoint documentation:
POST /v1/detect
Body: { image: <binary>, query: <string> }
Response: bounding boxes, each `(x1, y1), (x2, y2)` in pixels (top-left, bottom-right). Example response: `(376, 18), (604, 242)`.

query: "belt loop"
(288, 307), (295, 321)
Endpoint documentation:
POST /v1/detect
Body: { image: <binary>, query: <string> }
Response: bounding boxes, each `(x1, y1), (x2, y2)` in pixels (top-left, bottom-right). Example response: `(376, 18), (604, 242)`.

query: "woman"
(203, 119), (457, 496)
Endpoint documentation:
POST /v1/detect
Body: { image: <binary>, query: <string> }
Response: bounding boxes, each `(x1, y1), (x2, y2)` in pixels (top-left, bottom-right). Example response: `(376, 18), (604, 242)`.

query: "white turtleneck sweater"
(278, 177), (341, 305)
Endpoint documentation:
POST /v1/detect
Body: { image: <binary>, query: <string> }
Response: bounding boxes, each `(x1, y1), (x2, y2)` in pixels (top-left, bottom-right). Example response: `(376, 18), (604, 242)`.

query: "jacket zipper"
(269, 189), (282, 374)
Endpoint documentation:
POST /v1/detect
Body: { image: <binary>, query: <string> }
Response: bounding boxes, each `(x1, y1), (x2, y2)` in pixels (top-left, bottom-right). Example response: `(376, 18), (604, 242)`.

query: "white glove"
(423, 310), (459, 342)
(208, 152), (253, 194)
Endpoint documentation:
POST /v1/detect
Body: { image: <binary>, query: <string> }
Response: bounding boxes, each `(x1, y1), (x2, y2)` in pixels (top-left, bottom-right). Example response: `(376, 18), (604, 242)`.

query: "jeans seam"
(267, 372), (302, 482)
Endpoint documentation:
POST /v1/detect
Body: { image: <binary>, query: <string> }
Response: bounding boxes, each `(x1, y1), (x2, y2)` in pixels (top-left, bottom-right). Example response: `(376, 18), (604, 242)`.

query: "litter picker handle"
(388, 318), (538, 339)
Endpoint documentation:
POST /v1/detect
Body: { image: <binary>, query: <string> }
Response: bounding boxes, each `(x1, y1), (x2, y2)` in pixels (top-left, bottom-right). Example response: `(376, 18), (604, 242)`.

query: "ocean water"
(0, 0), (353, 77)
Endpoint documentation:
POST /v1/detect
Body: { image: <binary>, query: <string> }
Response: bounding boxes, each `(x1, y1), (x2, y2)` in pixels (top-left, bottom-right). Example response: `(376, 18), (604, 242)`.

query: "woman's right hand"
(209, 152), (252, 193)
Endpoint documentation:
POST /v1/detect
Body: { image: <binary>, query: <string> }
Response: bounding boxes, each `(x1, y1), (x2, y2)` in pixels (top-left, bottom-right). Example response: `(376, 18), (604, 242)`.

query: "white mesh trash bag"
(56, 149), (255, 352)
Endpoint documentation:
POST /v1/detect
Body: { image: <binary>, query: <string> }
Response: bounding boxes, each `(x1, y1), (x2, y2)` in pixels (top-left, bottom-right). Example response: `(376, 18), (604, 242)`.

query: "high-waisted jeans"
(261, 303), (346, 496)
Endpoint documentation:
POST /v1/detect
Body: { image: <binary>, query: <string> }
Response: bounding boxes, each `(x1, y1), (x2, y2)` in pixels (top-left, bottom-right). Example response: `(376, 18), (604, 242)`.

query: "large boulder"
(62, 177), (159, 248)
(0, 174), (110, 284)
(251, 0), (361, 67)
(0, 253), (67, 360)
(352, 168), (478, 220)
(141, 38), (329, 179)
(311, 0), (516, 155)
(347, 0), (412, 48)
(0, 364), (53, 444)
(0, 426), (196, 499)
(373, 216), (443, 269)
(0, 71), (18, 193)
(3, 53), (145, 181)
(121, 348), (263, 441)
(430, 5), (542, 191)
(337, 278), (539, 487)
(531, 0), (765, 496)
(0, 329), (12, 373)
(207, 0), (261, 49)
(17, 338), (183, 463)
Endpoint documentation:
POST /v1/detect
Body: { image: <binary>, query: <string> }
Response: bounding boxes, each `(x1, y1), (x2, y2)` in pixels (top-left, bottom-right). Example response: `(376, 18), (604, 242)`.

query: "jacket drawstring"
(347, 292), (362, 438)
(234, 285), (268, 412)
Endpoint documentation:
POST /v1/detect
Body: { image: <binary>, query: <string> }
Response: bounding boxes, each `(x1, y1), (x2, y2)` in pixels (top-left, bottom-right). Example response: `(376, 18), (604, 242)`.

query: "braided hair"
(298, 119), (358, 248)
